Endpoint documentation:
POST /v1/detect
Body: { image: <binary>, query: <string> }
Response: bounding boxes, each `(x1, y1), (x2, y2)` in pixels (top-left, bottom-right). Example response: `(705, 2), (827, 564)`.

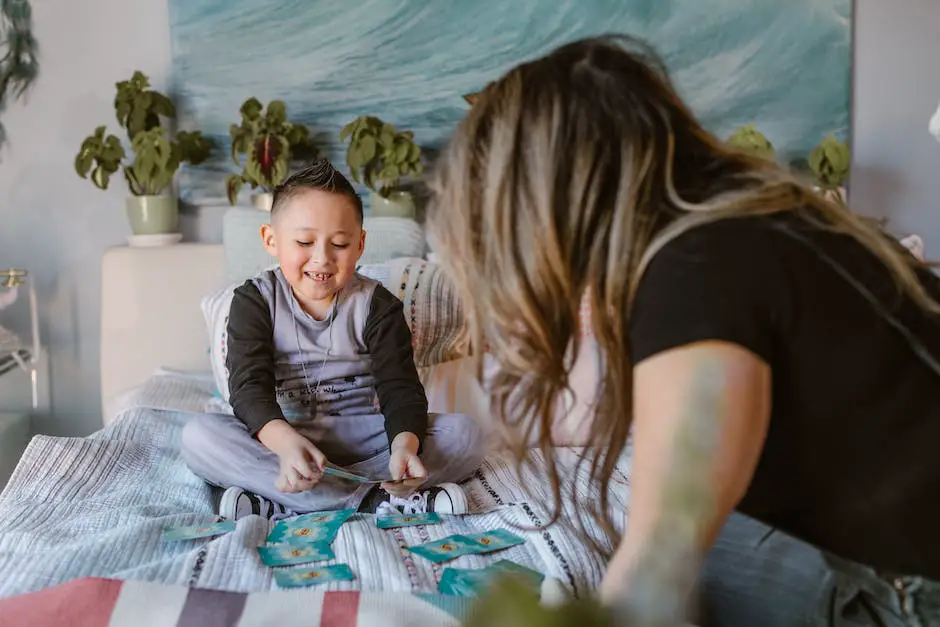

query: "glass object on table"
(0, 268), (41, 409)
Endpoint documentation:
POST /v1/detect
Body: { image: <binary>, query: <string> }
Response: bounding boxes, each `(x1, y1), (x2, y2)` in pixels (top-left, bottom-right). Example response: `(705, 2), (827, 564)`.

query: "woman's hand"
(383, 431), (427, 497)
(258, 419), (327, 493)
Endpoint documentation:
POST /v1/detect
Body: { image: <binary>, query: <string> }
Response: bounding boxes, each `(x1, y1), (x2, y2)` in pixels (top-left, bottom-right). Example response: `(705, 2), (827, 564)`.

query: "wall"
(0, 0), (937, 437)
(0, 0), (177, 436)
(851, 0), (940, 240)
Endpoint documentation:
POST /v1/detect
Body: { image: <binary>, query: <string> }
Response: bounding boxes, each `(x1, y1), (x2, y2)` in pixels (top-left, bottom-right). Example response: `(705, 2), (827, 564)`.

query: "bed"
(0, 241), (629, 626)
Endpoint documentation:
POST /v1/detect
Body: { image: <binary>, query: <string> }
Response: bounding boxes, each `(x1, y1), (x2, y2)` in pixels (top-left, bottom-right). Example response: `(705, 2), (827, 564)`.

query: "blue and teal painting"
(167, 0), (852, 207)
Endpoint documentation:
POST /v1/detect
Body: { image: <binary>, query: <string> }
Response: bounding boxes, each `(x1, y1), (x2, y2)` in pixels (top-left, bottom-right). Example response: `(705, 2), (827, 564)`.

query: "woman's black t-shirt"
(629, 213), (940, 579)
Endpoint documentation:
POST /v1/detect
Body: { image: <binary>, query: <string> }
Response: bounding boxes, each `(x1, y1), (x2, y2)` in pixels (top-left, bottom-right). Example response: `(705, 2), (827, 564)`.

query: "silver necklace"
(288, 290), (338, 412)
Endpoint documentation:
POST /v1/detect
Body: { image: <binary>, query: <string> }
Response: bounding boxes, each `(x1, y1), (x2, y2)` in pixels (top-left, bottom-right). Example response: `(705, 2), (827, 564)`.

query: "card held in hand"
(257, 541), (335, 567)
(163, 520), (236, 542)
(376, 512), (442, 529)
(274, 563), (356, 589)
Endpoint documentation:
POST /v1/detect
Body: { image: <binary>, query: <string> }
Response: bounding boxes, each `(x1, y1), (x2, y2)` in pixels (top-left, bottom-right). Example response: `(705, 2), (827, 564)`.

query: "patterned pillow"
(203, 259), (468, 401)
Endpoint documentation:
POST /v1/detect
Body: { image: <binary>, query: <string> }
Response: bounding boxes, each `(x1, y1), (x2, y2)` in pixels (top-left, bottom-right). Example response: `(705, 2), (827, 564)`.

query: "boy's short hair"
(271, 159), (364, 224)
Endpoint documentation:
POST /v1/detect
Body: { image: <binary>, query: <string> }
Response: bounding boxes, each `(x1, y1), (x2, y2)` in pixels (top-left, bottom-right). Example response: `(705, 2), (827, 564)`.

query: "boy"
(181, 159), (486, 520)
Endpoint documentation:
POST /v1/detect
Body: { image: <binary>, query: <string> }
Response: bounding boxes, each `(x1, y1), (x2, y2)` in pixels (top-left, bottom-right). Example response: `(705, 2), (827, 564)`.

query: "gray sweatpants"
(179, 412), (487, 513)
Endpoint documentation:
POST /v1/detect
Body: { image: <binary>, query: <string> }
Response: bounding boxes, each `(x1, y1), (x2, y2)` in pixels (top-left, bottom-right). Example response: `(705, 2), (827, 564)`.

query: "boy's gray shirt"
(224, 268), (428, 448)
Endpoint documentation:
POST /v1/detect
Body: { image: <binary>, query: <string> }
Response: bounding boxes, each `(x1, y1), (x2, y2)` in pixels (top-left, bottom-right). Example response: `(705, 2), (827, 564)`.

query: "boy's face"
(261, 189), (365, 318)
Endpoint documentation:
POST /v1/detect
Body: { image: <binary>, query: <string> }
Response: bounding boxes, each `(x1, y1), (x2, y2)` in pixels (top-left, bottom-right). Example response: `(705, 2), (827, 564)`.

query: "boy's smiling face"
(261, 188), (365, 319)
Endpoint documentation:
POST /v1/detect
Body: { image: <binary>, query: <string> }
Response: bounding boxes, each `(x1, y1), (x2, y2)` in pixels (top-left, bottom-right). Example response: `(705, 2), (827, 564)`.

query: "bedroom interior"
(1, 0), (939, 624)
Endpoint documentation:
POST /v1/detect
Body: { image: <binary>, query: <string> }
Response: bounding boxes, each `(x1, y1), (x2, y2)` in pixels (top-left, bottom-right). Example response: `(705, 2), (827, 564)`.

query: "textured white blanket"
(0, 372), (628, 600)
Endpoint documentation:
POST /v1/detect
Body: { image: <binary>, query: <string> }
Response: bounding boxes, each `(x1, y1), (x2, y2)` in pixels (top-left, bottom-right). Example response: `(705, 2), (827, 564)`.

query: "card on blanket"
(162, 520), (236, 542)
(439, 560), (543, 596)
(376, 512), (442, 529)
(408, 529), (526, 563)
(257, 542), (335, 567)
(273, 563), (356, 589)
(266, 509), (355, 545)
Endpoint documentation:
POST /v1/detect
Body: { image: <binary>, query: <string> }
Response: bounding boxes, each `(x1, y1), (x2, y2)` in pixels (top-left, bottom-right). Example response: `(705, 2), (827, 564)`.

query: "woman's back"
(629, 212), (940, 578)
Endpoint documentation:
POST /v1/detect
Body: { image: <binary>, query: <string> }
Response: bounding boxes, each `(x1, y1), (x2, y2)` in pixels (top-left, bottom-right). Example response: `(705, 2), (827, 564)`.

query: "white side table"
(0, 411), (30, 490)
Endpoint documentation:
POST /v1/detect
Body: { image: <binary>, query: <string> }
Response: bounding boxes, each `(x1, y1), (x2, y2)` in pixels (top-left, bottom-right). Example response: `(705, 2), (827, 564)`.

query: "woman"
(426, 35), (940, 625)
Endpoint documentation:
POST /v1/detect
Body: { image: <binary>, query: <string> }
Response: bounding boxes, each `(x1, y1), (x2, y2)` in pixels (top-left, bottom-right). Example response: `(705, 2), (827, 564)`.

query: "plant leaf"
(226, 174), (245, 205)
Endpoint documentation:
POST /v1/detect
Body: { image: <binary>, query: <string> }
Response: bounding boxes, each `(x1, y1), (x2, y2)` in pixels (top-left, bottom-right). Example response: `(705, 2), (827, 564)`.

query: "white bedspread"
(0, 372), (629, 600)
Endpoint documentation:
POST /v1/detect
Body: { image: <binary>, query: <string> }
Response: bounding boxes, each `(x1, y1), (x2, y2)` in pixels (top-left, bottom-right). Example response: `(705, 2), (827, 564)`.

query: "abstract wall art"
(167, 0), (853, 208)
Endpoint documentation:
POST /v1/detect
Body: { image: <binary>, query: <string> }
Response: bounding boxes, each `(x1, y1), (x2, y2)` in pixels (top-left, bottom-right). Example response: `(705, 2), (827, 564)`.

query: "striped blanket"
(0, 372), (629, 623)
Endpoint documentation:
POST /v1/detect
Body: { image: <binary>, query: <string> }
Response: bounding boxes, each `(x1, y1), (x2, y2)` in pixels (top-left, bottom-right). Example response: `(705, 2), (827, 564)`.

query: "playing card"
(266, 509), (355, 545)
(322, 466), (407, 485)
(163, 520), (236, 542)
(437, 560), (544, 597)
(463, 529), (525, 554)
(376, 511), (442, 529)
(257, 541), (335, 567)
(406, 534), (476, 563)
(273, 563), (356, 589)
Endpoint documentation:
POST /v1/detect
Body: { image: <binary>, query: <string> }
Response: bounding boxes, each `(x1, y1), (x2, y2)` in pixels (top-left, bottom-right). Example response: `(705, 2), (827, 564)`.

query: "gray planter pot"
(125, 195), (179, 235)
(369, 190), (415, 219)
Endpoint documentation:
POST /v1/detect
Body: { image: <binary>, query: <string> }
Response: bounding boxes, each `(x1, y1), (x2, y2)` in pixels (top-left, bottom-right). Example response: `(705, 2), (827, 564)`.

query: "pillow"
(201, 283), (237, 404)
(222, 208), (428, 283)
(203, 258), (467, 402)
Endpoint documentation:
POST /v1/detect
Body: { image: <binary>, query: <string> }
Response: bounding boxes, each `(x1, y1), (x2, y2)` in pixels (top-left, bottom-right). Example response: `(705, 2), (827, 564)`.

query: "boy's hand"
(383, 432), (427, 498)
(258, 419), (327, 493)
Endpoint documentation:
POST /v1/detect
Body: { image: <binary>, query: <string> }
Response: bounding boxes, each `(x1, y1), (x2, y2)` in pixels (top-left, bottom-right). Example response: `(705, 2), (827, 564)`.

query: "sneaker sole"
(435, 482), (469, 515)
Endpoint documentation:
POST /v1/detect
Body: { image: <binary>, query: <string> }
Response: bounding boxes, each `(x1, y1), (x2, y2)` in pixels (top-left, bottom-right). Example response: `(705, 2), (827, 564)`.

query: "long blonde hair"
(425, 34), (938, 553)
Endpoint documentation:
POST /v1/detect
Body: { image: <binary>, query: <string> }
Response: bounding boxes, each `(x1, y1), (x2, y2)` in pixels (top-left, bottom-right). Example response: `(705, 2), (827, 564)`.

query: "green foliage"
(726, 123), (775, 161)
(808, 134), (850, 190)
(0, 0), (40, 156)
(465, 578), (614, 627)
(339, 115), (422, 197)
(74, 70), (214, 196)
(226, 97), (317, 204)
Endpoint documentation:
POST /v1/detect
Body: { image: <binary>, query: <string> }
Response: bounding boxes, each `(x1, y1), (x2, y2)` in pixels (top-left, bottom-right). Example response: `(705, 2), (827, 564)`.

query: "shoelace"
(390, 491), (429, 515)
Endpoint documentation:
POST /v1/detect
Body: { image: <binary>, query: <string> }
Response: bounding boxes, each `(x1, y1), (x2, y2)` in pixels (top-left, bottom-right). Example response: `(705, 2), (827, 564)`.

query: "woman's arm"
(599, 340), (771, 607)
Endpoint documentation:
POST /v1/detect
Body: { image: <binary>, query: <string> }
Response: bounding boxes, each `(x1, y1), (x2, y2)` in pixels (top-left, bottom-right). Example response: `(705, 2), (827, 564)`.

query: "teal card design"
(438, 560), (544, 596)
(406, 534), (477, 563)
(257, 541), (335, 567)
(376, 512), (442, 529)
(463, 529), (525, 554)
(274, 563), (356, 589)
(266, 509), (355, 546)
(163, 520), (236, 542)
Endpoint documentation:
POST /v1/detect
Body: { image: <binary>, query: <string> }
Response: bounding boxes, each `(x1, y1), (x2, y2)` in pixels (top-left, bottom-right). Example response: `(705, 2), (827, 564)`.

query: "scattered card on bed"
(376, 511), (442, 529)
(438, 560), (544, 597)
(273, 563), (356, 589)
(463, 529), (525, 554)
(406, 534), (476, 563)
(163, 520), (236, 542)
(257, 541), (335, 567)
(265, 509), (355, 545)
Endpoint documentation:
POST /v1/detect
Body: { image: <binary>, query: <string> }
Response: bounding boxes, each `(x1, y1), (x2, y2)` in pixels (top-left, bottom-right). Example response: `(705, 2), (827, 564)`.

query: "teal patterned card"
(163, 520), (236, 542)
(273, 563), (356, 589)
(257, 541), (335, 567)
(265, 509), (355, 546)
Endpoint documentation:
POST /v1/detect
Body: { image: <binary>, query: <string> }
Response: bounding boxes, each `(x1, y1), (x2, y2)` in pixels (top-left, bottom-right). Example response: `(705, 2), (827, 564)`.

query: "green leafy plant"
(226, 97), (316, 204)
(726, 123), (775, 161)
(339, 115), (422, 197)
(808, 134), (850, 190)
(74, 71), (214, 195)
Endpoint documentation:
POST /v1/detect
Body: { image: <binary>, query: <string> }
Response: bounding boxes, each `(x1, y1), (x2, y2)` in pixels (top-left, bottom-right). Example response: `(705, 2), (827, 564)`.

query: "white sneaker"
(379, 482), (469, 516)
(217, 486), (288, 521)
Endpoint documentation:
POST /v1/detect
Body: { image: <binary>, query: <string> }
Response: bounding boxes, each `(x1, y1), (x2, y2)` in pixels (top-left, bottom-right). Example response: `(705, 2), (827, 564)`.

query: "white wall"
(0, 0), (176, 436)
(0, 0), (938, 437)
(851, 0), (940, 240)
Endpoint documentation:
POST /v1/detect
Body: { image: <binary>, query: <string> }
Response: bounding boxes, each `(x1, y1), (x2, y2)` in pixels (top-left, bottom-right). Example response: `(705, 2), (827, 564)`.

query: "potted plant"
(808, 134), (850, 207)
(339, 115), (423, 218)
(74, 71), (214, 235)
(725, 123), (775, 161)
(226, 97), (316, 211)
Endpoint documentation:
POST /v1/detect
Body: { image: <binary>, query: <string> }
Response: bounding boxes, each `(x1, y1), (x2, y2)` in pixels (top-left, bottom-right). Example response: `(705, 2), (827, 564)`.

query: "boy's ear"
(357, 229), (367, 259)
(260, 224), (277, 256)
